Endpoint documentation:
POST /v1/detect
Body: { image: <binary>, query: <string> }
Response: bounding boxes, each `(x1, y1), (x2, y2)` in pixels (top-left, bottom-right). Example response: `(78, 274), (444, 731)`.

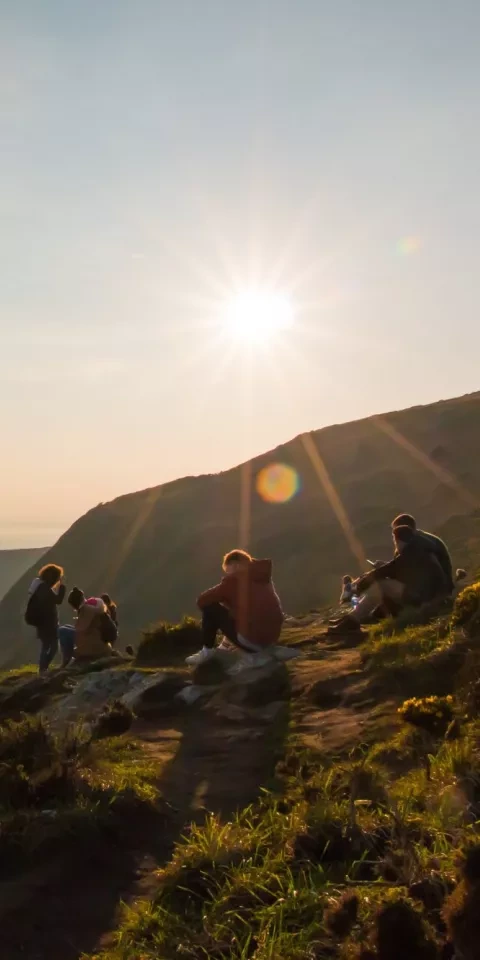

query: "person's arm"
(197, 576), (235, 609)
(54, 583), (66, 605)
(370, 554), (403, 581)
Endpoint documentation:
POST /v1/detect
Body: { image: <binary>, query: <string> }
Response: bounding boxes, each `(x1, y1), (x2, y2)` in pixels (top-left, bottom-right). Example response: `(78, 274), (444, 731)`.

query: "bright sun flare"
(223, 290), (294, 343)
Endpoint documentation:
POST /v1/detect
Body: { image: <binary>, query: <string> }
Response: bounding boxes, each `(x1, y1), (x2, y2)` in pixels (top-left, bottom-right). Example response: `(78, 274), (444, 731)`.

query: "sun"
(223, 290), (294, 343)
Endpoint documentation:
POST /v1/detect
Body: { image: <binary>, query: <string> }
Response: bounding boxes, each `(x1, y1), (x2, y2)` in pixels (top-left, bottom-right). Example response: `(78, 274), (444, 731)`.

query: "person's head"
(342, 575), (353, 585)
(392, 514), (416, 532)
(101, 593), (112, 606)
(39, 563), (64, 588)
(393, 525), (416, 552)
(222, 549), (253, 574)
(68, 586), (85, 611)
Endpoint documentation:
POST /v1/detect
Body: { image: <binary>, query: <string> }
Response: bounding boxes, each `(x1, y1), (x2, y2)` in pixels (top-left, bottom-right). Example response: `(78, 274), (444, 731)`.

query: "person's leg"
(39, 638), (51, 675)
(58, 625), (76, 668)
(201, 602), (253, 652)
(353, 580), (405, 623)
(38, 632), (59, 674)
(186, 603), (252, 666)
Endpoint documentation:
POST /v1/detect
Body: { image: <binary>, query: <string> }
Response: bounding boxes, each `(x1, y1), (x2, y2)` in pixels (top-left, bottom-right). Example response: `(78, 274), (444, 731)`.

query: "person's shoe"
(273, 645), (301, 661)
(185, 647), (216, 667)
(326, 616), (363, 636)
(227, 652), (271, 676)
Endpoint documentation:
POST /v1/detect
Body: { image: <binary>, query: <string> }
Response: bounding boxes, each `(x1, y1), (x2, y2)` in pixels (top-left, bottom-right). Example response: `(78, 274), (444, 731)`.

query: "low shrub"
(136, 617), (202, 665)
(452, 581), (480, 633)
(93, 700), (134, 739)
(398, 695), (455, 736)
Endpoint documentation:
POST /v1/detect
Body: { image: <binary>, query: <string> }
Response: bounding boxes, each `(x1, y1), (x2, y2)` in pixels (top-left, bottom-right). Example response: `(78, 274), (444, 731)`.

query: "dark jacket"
(416, 530), (454, 593)
(106, 602), (118, 626)
(370, 539), (447, 605)
(197, 558), (284, 648)
(29, 581), (66, 638)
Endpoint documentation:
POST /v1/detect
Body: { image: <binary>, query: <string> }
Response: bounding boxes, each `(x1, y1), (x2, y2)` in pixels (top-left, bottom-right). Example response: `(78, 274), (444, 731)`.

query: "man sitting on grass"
(186, 549), (284, 674)
(328, 525), (447, 635)
(391, 513), (454, 595)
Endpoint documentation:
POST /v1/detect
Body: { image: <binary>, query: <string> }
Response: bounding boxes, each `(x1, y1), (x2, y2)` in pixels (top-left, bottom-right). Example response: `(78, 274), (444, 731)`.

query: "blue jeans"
(38, 632), (58, 673)
(58, 625), (76, 667)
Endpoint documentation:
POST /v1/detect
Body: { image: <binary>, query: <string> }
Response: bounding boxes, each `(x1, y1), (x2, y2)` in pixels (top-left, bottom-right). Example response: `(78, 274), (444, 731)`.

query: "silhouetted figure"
(329, 525), (447, 635)
(340, 575), (354, 604)
(25, 564), (66, 674)
(61, 588), (118, 661)
(101, 593), (118, 628)
(392, 513), (454, 594)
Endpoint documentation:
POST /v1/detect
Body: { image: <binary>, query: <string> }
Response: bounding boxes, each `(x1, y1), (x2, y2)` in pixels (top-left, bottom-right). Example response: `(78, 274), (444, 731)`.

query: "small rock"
(227, 661), (291, 707)
(191, 653), (234, 685)
(176, 685), (219, 706)
(129, 673), (188, 718)
(272, 645), (301, 661)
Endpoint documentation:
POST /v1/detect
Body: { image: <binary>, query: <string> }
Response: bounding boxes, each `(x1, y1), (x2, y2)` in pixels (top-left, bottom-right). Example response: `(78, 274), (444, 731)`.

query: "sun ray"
(373, 417), (479, 511)
(301, 432), (367, 572)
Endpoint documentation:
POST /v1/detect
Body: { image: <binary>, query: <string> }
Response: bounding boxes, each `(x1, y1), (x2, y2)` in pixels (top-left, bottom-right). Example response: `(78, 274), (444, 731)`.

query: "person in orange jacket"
(186, 549), (284, 671)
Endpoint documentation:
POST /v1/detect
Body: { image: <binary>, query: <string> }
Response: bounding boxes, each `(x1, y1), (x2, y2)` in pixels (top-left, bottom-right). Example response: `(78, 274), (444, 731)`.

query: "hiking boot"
(326, 616), (363, 636)
(185, 647), (216, 667)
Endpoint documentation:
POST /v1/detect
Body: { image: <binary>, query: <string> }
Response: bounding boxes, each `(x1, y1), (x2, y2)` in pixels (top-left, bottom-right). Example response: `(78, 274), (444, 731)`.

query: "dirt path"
(288, 634), (396, 754)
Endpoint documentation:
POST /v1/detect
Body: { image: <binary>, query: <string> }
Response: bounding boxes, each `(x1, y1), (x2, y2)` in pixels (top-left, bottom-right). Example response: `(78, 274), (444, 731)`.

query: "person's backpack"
(25, 590), (41, 627)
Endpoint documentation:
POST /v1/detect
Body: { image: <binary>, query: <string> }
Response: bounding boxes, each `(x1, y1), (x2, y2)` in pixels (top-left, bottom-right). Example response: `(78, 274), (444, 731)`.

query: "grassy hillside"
(0, 548), (47, 604)
(1, 587), (480, 957)
(1, 391), (480, 668)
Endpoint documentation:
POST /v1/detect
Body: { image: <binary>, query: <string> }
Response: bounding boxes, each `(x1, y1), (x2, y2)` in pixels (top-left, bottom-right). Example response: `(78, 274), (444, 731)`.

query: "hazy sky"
(2, 0), (480, 548)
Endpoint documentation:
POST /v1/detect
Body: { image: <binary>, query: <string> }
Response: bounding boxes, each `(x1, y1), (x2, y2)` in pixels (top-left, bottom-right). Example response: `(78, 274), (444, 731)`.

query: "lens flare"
(256, 463), (300, 504)
(397, 235), (422, 256)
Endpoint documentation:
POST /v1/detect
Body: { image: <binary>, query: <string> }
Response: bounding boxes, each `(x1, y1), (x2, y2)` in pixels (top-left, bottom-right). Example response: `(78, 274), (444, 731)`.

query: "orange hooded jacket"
(197, 558), (284, 648)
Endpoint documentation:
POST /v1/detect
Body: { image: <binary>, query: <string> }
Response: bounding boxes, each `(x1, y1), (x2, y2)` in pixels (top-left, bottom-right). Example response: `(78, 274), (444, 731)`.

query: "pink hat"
(86, 597), (105, 610)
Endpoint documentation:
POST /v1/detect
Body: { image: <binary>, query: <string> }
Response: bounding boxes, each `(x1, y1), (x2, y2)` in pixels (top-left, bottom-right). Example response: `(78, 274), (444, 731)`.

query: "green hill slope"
(0, 549), (47, 604)
(1, 391), (480, 668)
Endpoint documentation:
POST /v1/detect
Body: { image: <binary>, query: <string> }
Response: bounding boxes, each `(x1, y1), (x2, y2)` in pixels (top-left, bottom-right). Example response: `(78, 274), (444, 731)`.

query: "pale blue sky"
(2, 0), (480, 547)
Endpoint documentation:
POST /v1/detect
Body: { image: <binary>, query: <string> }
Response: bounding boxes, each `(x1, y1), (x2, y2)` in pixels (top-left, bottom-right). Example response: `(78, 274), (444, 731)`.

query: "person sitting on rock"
(328, 525), (447, 635)
(25, 564), (66, 675)
(187, 549), (284, 673)
(101, 593), (118, 628)
(62, 587), (118, 661)
(391, 513), (454, 594)
(340, 575), (354, 604)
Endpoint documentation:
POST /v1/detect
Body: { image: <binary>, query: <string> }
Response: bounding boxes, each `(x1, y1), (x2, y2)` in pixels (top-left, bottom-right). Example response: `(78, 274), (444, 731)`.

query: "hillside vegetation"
(1, 391), (480, 668)
(1, 586), (480, 958)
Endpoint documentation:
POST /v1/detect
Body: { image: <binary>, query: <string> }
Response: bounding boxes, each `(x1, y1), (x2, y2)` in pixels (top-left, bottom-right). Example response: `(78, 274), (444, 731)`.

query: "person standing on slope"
(187, 549), (284, 674)
(25, 564), (66, 675)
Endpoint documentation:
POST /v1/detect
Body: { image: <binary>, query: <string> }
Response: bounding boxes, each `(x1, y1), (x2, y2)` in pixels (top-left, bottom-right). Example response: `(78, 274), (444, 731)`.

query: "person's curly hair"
(223, 549), (252, 570)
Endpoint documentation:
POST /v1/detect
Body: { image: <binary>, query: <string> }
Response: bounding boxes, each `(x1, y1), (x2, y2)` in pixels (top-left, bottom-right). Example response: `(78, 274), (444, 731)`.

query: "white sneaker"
(227, 652), (271, 676)
(217, 637), (234, 651)
(185, 647), (215, 667)
(272, 646), (300, 661)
